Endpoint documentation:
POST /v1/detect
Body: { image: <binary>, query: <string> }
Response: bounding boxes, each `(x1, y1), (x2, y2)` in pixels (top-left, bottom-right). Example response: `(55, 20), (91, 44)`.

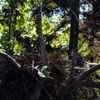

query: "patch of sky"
(80, 3), (93, 13)
(51, 7), (65, 22)
(0, 0), (4, 10)
(80, 3), (92, 21)
(0, 6), (2, 10)
(0, 4), (2, 10)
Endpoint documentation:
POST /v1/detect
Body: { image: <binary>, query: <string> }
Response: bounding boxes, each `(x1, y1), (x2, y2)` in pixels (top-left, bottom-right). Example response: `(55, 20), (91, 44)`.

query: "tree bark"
(32, 5), (48, 100)
(37, 6), (48, 66)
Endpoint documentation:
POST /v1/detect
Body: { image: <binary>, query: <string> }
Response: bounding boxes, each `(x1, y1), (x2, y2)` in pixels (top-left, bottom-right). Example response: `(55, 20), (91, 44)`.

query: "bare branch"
(81, 79), (100, 88)
(71, 63), (100, 87)
(0, 52), (21, 68)
(89, 63), (98, 67)
(51, 19), (70, 34)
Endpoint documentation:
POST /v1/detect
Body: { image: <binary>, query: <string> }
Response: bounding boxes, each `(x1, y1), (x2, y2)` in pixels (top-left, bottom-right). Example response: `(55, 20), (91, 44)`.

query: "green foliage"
(42, 69), (54, 80)
(13, 40), (22, 55)
(0, 0), (100, 63)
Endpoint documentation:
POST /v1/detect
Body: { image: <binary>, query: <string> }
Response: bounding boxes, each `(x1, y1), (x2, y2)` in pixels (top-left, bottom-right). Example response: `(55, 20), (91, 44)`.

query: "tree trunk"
(37, 6), (48, 66)
(69, 0), (79, 53)
(31, 5), (48, 100)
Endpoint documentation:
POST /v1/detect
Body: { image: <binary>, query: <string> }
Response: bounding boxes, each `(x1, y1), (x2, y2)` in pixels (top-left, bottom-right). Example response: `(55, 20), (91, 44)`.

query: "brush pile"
(0, 52), (70, 100)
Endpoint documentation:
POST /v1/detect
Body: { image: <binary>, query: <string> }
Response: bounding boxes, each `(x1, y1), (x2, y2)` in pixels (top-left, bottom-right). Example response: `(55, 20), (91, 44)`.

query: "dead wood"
(0, 52), (21, 68)
(70, 63), (100, 87)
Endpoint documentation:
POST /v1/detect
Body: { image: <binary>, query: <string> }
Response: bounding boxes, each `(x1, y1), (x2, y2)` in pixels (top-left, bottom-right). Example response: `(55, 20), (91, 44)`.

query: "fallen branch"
(0, 52), (21, 68)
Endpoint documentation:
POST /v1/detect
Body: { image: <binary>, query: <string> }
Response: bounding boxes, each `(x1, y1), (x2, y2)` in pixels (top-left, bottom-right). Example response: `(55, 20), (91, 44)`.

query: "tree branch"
(51, 19), (70, 34)
(71, 63), (100, 87)
(80, 79), (100, 88)
(67, 59), (76, 83)
(89, 62), (99, 67)
(0, 52), (21, 68)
